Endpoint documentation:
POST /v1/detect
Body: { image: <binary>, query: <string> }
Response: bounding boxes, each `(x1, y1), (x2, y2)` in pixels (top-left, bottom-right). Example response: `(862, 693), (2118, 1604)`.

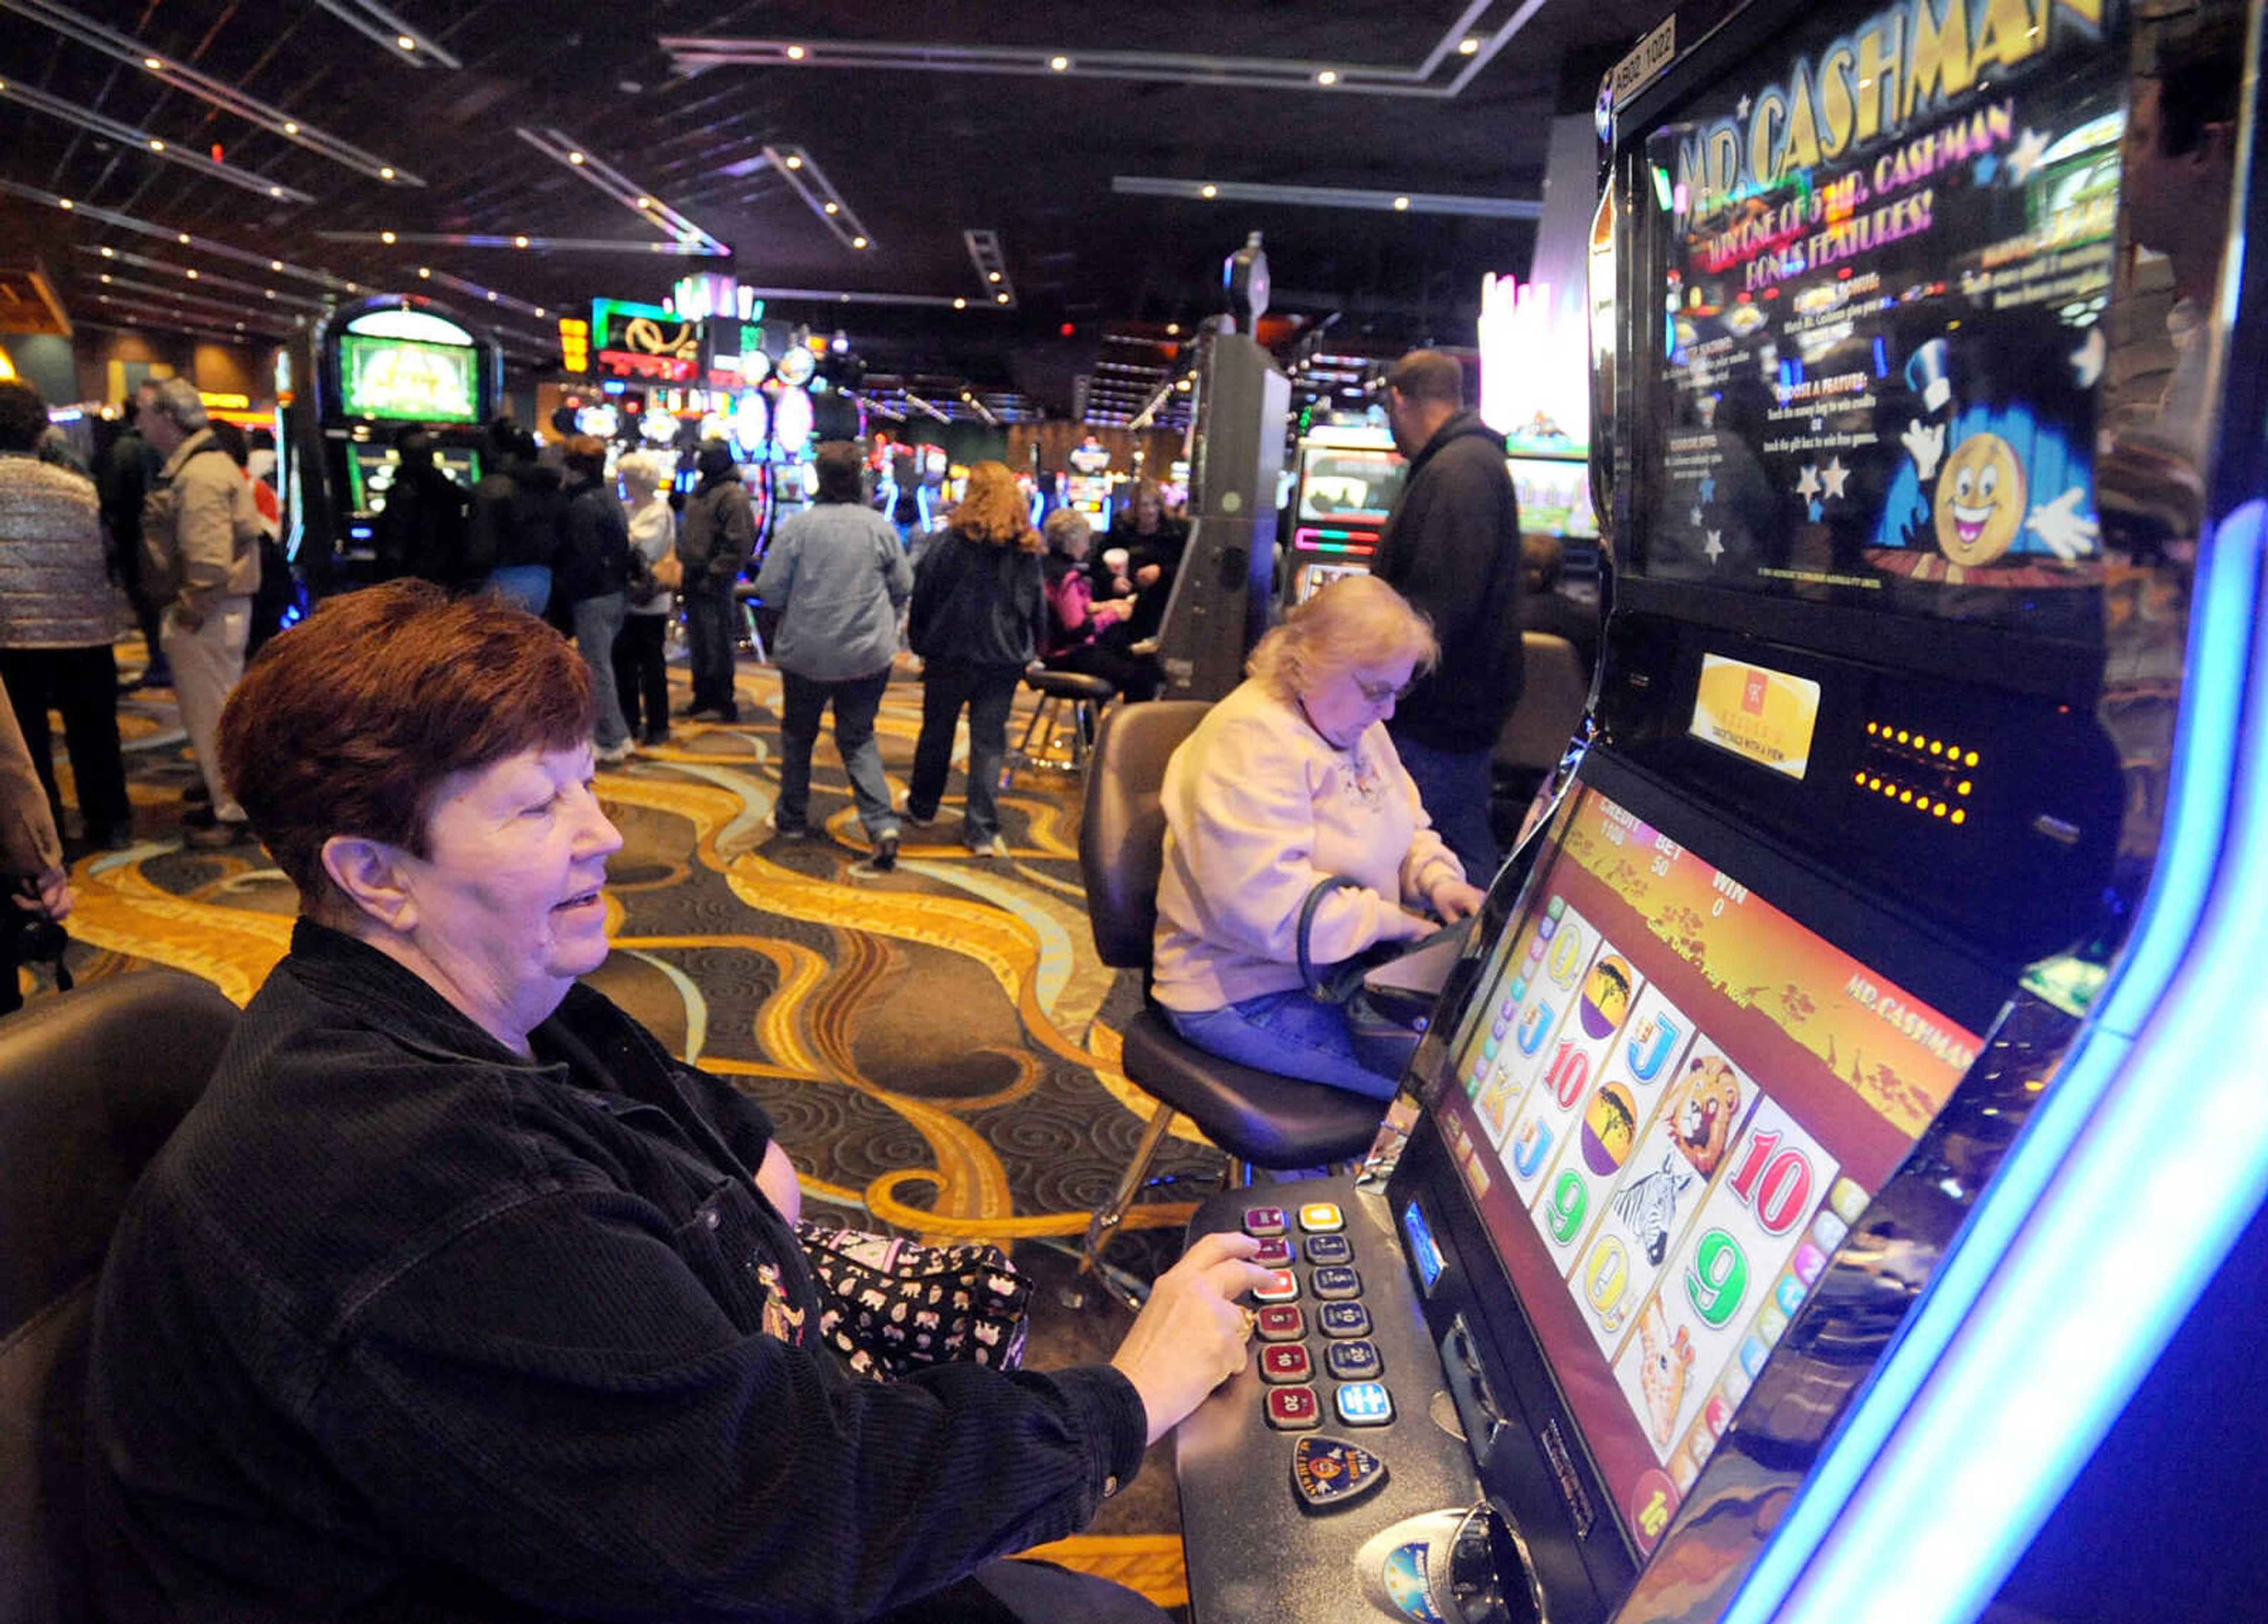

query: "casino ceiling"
(0, 0), (1671, 418)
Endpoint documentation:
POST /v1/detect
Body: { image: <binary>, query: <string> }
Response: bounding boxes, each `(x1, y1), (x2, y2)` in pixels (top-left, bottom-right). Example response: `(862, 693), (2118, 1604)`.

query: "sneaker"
(902, 803), (939, 828)
(640, 728), (672, 748)
(970, 833), (1009, 859)
(596, 742), (631, 767)
(183, 807), (247, 849)
(868, 830), (900, 873)
(765, 808), (809, 839)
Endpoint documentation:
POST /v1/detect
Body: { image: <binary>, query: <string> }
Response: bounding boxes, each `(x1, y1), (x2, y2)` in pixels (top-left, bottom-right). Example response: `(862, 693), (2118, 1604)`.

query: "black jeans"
(0, 644), (131, 837)
(907, 659), (1024, 844)
(613, 611), (671, 741)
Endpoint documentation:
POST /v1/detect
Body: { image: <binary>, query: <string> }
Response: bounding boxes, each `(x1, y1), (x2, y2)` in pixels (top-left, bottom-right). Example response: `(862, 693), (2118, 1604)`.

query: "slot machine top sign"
(338, 308), (480, 425)
(591, 298), (700, 383)
(1631, 0), (2123, 637)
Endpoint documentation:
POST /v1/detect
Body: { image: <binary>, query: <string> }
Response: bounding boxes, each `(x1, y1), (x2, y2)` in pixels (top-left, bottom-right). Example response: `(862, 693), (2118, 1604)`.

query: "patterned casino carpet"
(39, 644), (1235, 1614)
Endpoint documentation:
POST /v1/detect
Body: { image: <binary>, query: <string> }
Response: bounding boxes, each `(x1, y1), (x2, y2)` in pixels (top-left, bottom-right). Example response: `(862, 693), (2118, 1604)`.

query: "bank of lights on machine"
(1859, 721), (1978, 823)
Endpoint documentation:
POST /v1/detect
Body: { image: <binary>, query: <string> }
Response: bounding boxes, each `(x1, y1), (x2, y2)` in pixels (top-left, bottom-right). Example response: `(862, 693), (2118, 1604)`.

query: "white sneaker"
(596, 742), (631, 767)
(972, 833), (1008, 858)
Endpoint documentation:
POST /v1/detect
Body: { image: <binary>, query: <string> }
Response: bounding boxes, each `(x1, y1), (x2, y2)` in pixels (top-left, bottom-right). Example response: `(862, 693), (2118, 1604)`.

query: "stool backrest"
(1080, 700), (1212, 970)
(0, 971), (237, 1624)
(1494, 632), (1592, 772)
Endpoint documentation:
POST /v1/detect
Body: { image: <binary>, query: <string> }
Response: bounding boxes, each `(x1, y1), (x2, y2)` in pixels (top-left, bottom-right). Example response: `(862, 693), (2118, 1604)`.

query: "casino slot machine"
(1281, 426), (1407, 606)
(1171, 0), (2268, 1620)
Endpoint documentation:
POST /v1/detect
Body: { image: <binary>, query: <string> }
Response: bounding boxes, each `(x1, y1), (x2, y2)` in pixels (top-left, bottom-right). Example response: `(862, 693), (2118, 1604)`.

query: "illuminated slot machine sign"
(1286, 431), (1406, 602)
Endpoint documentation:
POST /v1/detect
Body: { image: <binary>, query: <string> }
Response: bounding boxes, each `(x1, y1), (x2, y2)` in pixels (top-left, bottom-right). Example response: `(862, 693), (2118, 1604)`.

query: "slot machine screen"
(338, 334), (481, 425)
(1296, 443), (1406, 527)
(1623, 0), (2125, 637)
(1428, 783), (1983, 1551)
(1508, 455), (1601, 540)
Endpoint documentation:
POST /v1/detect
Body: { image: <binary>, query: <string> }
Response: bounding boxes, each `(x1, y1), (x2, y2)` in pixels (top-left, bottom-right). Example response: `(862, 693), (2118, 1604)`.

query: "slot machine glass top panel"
(1620, 0), (2126, 647)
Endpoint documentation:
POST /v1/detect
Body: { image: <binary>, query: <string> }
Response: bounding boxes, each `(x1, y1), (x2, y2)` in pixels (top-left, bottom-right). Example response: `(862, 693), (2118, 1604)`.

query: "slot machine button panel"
(1327, 1339), (1384, 1381)
(1262, 1343), (1315, 1384)
(1304, 1234), (1354, 1266)
(1242, 1205), (1288, 1237)
(1319, 1301), (1373, 1338)
(1253, 1268), (1301, 1303)
(1252, 1236), (1295, 1267)
(1334, 1381), (1395, 1427)
(1266, 1385), (1322, 1430)
(1312, 1266), (1363, 1300)
(1256, 1305), (1307, 1342)
(1298, 1202), (1345, 1233)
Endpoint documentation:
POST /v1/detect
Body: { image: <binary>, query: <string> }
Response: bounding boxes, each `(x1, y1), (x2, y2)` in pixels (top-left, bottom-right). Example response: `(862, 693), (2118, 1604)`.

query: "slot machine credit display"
(1431, 784), (1981, 1550)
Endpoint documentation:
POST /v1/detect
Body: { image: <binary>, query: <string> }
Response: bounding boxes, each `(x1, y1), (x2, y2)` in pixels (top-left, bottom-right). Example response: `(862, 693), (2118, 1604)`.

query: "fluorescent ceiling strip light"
(1723, 499), (2266, 1624)
(760, 145), (875, 251)
(0, 180), (365, 292)
(662, 0), (1542, 100)
(963, 229), (1015, 309)
(513, 126), (730, 256)
(0, 76), (313, 200)
(415, 266), (552, 322)
(716, 283), (992, 309)
(1111, 175), (1539, 219)
(0, 0), (421, 184)
(898, 393), (954, 424)
(86, 291), (291, 337)
(91, 272), (295, 322)
(73, 244), (327, 310)
(312, 0), (460, 70)
(80, 313), (282, 348)
(317, 231), (716, 256)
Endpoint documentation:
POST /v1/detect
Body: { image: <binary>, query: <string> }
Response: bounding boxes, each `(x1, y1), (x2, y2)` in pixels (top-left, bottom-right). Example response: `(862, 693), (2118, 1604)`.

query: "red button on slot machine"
(1252, 1237), (1295, 1267)
(1256, 1305), (1307, 1342)
(1252, 1268), (1299, 1303)
(1265, 1385), (1321, 1431)
(1261, 1343), (1314, 1384)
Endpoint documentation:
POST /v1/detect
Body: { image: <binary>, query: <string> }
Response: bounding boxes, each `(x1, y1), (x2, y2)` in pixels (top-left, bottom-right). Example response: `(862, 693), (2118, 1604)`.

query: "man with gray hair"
(138, 376), (260, 846)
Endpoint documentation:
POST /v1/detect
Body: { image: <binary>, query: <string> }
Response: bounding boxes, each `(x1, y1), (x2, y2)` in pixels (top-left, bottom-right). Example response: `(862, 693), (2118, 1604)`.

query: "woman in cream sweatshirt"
(1152, 575), (1486, 1097)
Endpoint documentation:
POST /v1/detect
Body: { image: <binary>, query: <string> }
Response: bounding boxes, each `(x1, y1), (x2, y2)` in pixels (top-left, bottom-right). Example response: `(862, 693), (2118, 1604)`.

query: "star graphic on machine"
(1691, 504), (1705, 527)
(1704, 529), (1724, 562)
(1699, 475), (1718, 503)
(1820, 456), (1850, 500)
(2006, 128), (2051, 183)
(1796, 464), (1823, 501)
(2071, 327), (2107, 388)
(1737, 94), (1753, 119)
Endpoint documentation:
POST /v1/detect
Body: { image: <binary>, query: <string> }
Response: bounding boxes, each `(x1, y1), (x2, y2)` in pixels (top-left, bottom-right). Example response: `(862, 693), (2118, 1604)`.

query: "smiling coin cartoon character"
(1933, 432), (2029, 566)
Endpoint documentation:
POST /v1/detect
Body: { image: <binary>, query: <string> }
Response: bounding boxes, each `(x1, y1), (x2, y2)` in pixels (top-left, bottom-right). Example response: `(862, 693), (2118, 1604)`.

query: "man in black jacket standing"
(1373, 350), (1524, 884)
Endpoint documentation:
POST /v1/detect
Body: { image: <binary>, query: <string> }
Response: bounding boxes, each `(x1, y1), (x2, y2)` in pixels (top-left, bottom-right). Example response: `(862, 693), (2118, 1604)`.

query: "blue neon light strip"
(1725, 500), (2264, 1624)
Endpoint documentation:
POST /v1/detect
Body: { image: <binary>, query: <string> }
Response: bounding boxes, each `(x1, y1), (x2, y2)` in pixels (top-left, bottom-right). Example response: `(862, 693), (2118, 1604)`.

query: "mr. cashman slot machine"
(1173, 0), (2268, 1620)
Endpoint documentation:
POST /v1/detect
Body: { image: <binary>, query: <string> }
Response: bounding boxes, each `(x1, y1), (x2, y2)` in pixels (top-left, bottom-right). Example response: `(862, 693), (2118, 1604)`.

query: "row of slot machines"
(1174, 0), (2268, 1621)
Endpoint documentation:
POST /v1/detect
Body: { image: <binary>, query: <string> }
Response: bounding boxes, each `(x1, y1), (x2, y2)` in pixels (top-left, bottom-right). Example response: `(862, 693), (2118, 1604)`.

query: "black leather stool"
(1005, 666), (1115, 787)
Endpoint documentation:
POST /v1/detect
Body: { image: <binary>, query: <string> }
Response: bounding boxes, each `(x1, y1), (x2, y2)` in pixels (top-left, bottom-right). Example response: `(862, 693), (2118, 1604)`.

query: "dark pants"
(684, 578), (739, 717)
(0, 644), (131, 840)
(1392, 729), (1500, 886)
(776, 667), (897, 839)
(1047, 641), (1160, 703)
(908, 659), (1024, 844)
(873, 1558), (1170, 1624)
(613, 611), (670, 742)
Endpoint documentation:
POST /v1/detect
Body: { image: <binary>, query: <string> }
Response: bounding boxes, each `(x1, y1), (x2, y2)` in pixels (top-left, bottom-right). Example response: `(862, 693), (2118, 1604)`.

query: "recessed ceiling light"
(380, 167), (396, 180)
(284, 122), (298, 133)
(418, 267), (431, 278)
(996, 293), (1009, 304)
(786, 45), (806, 60)
(184, 268), (197, 279)
(100, 246), (113, 257)
(514, 235), (530, 248)
(987, 271), (1002, 283)
(148, 138), (165, 151)
(142, 56), (162, 70)
(380, 230), (397, 243)
(1200, 184), (1217, 199)
(1317, 70), (1338, 86)
(58, 198), (73, 210)
(177, 233), (190, 244)
(397, 35), (416, 51)
(953, 297), (967, 309)
(1049, 56), (1069, 71)
(823, 201), (839, 214)
(1459, 36), (1481, 55)
(785, 155), (802, 169)
(634, 195), (651, 208)
(852, 236), (868, 249)
(1393, 195), (1410, 210)
(1166, 322), (1180, 335)
(99, 273), (110, 283)
(568, 151), (585, 165)
(269, 186), (283, 197)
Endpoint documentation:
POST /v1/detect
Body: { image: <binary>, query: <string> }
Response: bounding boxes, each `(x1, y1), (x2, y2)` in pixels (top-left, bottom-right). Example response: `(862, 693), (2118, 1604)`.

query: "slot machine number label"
(1546, 1171), (1588, 1244)
(1684, 1230), (1749, 1329)
(1727, 1130), (1814, 1237)
(1546, 1042), (1591, 1109)
(1584, 1237), (1631, 1333)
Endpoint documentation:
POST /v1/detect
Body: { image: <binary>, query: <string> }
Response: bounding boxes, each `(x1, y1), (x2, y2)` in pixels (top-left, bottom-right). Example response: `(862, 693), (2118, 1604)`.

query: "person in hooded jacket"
(677, 440), (757, 723)
(556, 436), (634, 764)
(1371, 349), (1525, 884)
(904, 462), (1045, 857)
(470, 425), (567, 617)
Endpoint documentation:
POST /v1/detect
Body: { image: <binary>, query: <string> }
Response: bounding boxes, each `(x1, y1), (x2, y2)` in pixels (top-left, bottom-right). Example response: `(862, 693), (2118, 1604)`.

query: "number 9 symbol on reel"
(1585, 1235), (1631, 1333)
(1684, 1229), (1749, 1329)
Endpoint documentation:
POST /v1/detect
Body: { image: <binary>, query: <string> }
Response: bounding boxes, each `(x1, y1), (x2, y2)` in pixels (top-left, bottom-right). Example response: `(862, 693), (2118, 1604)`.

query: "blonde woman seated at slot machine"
(1152, 575), (1488, 1098)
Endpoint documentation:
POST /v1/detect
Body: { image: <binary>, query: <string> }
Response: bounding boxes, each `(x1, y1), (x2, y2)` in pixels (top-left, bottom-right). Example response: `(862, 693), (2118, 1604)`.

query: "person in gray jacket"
(676, 441), (758, 723)
(0, 380), (132, 849)
(754, 441), (911, 870)
(139, 376), (260, 847)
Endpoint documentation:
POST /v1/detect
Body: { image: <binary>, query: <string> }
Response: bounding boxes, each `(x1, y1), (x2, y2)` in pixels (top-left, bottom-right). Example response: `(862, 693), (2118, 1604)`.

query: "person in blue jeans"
(556, 436), (634, 765)
(754, 441), (912, 869)
(904, 462), (1047, 857)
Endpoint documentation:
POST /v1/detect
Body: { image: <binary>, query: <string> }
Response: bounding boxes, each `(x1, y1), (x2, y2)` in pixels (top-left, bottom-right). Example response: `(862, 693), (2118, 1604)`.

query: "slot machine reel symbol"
(1353, 1500), (1546, 1624)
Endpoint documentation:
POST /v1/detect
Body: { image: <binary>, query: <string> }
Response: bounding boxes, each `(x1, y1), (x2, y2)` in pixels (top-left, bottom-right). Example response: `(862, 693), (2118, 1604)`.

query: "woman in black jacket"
(557, 435), (634, 764)
(904, 462), (1046, 857)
